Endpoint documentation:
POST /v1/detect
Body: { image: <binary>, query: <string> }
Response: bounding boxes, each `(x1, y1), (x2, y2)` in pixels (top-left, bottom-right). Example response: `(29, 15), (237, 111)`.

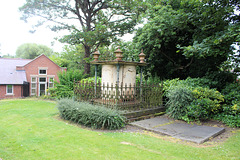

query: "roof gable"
(23, 54), (62, 69)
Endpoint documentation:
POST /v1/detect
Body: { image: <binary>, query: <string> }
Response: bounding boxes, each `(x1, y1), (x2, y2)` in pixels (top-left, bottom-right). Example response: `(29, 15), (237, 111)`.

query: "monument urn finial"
(114, 46), (123, 61)
(139, 49), (146, 63)
(93, 49), (100, 61)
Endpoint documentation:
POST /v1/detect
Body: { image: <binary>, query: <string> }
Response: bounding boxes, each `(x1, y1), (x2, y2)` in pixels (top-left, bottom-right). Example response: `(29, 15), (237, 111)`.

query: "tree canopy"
(131, 0), (240, 79)
(19, 0), (143, 74)
(16, 43), (53, 59)
(50, 44), (85, 70)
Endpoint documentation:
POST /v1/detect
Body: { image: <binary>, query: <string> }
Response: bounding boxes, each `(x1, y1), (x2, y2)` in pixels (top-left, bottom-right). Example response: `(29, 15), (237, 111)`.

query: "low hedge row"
(57, 98), (126, 130)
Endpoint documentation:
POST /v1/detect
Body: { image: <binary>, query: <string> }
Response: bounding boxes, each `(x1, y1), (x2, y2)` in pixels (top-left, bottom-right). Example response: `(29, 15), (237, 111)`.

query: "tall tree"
(19, 0), (143, 74)
(50, 44), (85, 70)
(16, 43), (53, 59)
(132, 0), (240, 79)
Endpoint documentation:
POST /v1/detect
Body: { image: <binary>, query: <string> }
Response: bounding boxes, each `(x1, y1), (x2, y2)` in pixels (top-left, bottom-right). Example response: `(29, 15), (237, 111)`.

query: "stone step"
(122, 106), (165, 122)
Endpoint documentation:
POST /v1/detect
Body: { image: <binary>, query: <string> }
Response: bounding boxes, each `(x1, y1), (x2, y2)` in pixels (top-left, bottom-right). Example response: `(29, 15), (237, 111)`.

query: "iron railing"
(74, 81), (163, 112)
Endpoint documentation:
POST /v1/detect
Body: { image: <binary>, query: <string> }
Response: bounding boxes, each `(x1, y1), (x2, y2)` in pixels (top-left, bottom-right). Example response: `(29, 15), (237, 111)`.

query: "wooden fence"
(74, 81), (164, 113)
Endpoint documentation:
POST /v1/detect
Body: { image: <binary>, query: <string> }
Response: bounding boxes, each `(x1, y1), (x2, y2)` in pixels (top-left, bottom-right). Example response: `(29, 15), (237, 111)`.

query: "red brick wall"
(24, 55), (64, 96)
(0, 85), (23, 99)
(24, 55), (63, 83)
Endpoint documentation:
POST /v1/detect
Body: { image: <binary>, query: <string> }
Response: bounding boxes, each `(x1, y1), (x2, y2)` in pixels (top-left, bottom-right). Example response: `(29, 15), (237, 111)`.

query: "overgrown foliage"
(213, 82), (240, 127)
(166, 84), (224, 122)
(131, 0), (240, 79)
(81, 76), (101, 84)
(50, 45), (85, 71)
(48, 70), (87, 99)
(164, 78), (240, 127)
(57, 98), (126, 130)
(187, 87), (224, 121)
(166, 85), (193, 119)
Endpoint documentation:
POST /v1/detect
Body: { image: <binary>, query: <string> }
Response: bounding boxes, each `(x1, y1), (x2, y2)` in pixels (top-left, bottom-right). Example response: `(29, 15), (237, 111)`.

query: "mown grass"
(0, 99), (239, 160)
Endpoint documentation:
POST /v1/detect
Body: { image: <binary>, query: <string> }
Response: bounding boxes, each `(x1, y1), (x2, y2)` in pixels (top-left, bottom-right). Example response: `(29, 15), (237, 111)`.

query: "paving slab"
(131, 116), (225, 144)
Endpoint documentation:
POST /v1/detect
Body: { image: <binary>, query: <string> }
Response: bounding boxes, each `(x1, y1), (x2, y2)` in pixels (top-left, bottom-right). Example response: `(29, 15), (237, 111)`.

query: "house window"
(39, 69), (47, 75)
(48, 77), (54, 88)
(32, 77), (37, 83)
(31, 77), (37, 96)
(39, 77), (46, 82)
(6, 85), (13, 94)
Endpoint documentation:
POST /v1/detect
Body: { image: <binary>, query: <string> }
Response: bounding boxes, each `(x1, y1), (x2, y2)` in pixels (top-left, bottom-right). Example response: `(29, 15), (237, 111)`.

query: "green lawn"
(0, 99), (239, 160)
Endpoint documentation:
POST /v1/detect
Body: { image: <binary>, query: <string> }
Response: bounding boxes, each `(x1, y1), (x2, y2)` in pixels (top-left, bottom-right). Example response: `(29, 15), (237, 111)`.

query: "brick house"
(0, 54), (66, 99)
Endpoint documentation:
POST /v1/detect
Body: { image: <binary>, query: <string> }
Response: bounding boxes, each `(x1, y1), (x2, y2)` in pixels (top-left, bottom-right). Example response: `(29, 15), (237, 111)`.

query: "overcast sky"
(0, 0), (67, 56)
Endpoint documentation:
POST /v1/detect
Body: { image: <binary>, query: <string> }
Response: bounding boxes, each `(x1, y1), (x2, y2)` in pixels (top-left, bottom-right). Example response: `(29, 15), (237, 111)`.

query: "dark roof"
(0, 58), (31, 84)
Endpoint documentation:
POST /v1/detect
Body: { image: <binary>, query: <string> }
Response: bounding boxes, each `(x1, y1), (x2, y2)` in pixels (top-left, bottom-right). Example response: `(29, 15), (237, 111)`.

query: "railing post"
(140, 66), (143, 101)
(116, 63), (120, 87)
(94, 64), (98, 96)
(115, 82), (119, 106)
(115, 63), (120, 106)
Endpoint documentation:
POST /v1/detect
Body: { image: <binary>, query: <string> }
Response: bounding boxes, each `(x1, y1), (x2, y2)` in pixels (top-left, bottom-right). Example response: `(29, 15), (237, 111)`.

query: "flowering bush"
(192, 87), (224, 114)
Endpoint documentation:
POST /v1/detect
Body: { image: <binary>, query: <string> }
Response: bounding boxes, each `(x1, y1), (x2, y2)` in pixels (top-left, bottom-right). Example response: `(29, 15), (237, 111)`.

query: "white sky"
(0, 0), (67, 56)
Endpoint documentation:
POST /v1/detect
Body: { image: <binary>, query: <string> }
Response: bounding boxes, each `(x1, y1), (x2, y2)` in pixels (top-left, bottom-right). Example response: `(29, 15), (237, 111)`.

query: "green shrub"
(221, 82), (240, 106)
(58, 69), (87, 89)
(186, 97), (223, 121)
(163, 77), (212, 95)
(186, 99), (211, 121)
(212, 103), (240, 128)
(47, 69), (87, 99)
(183, 77), (215, 88)
(163, 78), (181, 93)
(164, 78), (240, 127)
(80, 76), (101, 83)
(57, 98), (126, 130)
(166, 85), (194, 119)
(203, 71), (237, 91)
(166, 83), (225, 122)
(192, 87), (224, 114)
(48, 84), (74, 99)
(213, 113), (240, 128)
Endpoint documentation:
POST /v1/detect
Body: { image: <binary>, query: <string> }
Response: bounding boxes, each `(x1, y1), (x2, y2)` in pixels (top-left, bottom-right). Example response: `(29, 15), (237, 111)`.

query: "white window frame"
(39, 77), (47, 96)
(39, 69), (47, 75)
(48, 77), (54, 88)
(38, 67), (48, 75)
(31, 77), (37, 96)
(6, 85), (13, 95)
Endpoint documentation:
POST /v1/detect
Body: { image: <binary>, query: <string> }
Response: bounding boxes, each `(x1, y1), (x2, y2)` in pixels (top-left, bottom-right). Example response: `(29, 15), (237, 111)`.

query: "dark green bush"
(213, 113), (240, 128)
(221, 82), (240, 105)
(164, 78), (240, 127)
(166, 83), (225, 122)
(192, 87), (224, 114)
(166, 85), (194, 119)
(212, 82), (240, 127)
(57, 98), (126, 130)
(48, 84), (74, 99)
(163, 77), (212, 95)
(183, 77), (215, 88)
(186, 99), (210, 121)
(47, 69), (87, 99)
(185, 87), (224, 121)
(203, 71), (237, 91)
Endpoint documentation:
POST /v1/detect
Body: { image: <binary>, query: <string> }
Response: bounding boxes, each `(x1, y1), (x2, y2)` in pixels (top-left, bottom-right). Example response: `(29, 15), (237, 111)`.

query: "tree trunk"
(84, 45), (91, 75)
